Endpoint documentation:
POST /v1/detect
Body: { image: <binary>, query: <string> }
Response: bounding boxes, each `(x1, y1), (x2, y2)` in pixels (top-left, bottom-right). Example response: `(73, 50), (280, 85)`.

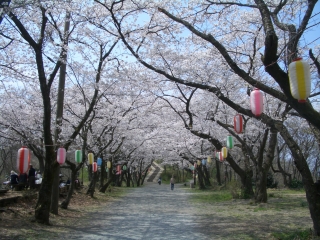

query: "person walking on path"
(158, 177), (162, 185)
(170, 175), (175, 190)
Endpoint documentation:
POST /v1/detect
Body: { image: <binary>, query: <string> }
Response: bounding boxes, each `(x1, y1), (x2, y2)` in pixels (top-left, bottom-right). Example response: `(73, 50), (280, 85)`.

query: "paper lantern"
(107, 161), (111, 169)
(288, 58), (311, 103)
(17, 146), (30, 174)
(250, 88), (264, 116)
(197, 160), (201, 166)
(57, 147), (66, 165)
(194, 162), (197, 168)
(202, 159), (207, 165)
(219, 151), (224, 162)
(97, 158), (102, 166)
(222, 147), (228, 159)
(122, 165), (127, 171)
(234, 114), (243, 134)
(75, 150), (82, 163)
(227, 136), (234, 149)
(216, 151), (220, 159)
(207, 156), (212, 163)
(88, 153), (94, 165)
(116, 165), (121, 172)
(92, 162), (98, 172)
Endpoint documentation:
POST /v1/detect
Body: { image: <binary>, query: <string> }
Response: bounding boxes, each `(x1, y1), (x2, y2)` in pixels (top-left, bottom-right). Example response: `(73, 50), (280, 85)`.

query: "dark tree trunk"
(203, 165), (211, 186)
(215, 160), (221, 186)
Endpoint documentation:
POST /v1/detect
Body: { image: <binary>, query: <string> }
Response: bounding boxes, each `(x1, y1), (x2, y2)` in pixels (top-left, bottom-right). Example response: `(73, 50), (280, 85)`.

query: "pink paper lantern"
(92, 162), (98, 172)
(234, 114), (243, 134)
(219, 151), (224, 162)
(250, 88), (264, 116)
(57, 147), (66, 165)
(17, 146), (30, 174)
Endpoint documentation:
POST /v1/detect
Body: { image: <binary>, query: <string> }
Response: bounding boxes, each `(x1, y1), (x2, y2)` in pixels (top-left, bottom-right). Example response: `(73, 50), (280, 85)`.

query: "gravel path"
(62, 182), (213, 240)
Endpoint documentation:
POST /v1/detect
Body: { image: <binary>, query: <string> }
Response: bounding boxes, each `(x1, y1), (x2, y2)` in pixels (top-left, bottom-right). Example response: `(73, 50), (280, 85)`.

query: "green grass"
(190, 189), (233, 203)
(271, 229), (313, 240)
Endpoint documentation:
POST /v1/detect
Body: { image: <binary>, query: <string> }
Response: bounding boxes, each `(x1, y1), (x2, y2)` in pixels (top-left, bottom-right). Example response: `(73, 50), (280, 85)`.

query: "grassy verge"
(187, 187), (314, 239)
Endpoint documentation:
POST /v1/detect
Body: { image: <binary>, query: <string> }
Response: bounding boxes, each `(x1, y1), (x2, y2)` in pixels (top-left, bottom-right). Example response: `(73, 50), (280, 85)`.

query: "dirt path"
(49, 184), (313, 239)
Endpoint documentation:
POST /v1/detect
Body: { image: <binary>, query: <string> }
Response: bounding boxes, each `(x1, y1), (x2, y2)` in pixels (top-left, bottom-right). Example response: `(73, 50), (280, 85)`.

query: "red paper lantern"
(234, 114), (243, 134)
(17, 146), (30, 174)
(92, 162), (98, 172)
(250, 88), (264, 116)
(219, 151), (224, 162)
(57, 147), (66, 165)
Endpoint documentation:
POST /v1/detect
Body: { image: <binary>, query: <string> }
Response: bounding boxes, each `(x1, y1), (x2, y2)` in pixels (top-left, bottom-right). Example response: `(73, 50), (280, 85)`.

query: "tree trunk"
(61, 163), (77, 209)
(215, 160), (221, 186)
(255, 170), (268, 202)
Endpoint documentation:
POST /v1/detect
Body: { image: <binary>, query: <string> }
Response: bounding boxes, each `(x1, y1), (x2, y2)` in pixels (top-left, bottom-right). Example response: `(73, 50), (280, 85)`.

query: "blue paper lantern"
(97, 158), (102, 166)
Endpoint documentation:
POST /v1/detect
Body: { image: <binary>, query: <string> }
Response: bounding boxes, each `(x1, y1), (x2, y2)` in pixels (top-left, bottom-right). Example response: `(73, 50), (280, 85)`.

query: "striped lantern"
(234, 114), (243, 134)
(107, 161), (111, 169)
(92, 162), (98, 172)
(250, 88), (264, 116)
(219, 151), (224, 162)
(17, 146), (30, 174)
(227, 136), (234, 149)
(207, 156), (212, 163)
(288, 58), (311, 103)
(88, 153), (94, 165)
(222, 147), (228, 159)
(97, 158), (102, 166)
(57, 147), (66, 165)
(75, 150), (82, 163)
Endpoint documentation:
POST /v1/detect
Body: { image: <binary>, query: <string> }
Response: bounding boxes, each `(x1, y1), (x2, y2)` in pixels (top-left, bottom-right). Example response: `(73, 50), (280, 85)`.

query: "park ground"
(0, 183), (318, 240)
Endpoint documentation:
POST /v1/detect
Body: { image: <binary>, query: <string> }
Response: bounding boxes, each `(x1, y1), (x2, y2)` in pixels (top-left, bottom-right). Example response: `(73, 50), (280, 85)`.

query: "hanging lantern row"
(234, 114), (243, 134)
(17, 146), (30, 174)
(226, 136), (234, 149)
(88, 153), (94, 165)
(57, 147), (66, 165)
(92, 162), (98, 172)
(288, 58), (310, 103)
(250, 88), (264, 117)
(75, 150), (82, 163)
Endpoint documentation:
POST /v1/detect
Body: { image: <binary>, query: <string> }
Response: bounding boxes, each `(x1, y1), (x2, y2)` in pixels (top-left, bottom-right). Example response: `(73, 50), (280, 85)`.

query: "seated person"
(10, 171), (19, 189)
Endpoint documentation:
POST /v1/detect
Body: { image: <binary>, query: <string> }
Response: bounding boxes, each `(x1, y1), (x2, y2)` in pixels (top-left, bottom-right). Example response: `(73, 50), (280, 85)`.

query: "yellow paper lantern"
(88, 153), (94, 165)
(207, 156), (211, 163)
(288, 58), (311, 103)
(221, 147), (228, 159)
(107, 161), (111, 169)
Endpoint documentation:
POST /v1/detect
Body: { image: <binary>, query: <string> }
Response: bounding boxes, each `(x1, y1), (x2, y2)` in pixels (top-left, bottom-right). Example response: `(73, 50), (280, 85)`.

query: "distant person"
(28, 164), (36, 189)
(170, 176), (175, 190)
(10, 171), (19, 189)
(158, 177), (162, 185)
(19, 172), (28, 189)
